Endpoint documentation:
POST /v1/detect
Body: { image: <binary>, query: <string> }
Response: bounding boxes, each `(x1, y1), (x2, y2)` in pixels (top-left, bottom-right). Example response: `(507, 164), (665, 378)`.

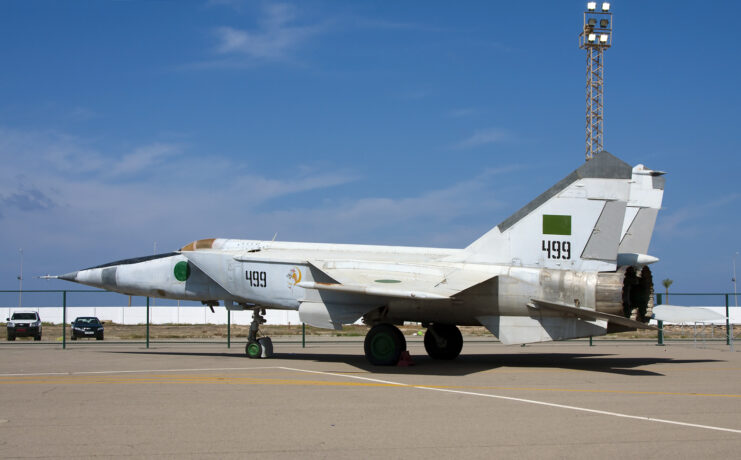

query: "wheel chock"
(397, 350), (414, 367)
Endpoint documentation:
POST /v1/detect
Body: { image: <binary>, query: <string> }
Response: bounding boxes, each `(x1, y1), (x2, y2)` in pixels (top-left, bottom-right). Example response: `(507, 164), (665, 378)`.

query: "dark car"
(6, 311), (42, 341)
(71, 317), (104, 340)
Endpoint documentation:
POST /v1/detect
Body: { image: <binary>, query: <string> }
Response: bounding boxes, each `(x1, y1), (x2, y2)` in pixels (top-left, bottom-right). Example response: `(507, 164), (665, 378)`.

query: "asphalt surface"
(1, 339), (740, 458)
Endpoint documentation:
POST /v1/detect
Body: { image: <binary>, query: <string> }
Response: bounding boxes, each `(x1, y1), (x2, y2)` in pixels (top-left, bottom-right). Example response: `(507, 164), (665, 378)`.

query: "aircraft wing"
(302, 259), (496, 300)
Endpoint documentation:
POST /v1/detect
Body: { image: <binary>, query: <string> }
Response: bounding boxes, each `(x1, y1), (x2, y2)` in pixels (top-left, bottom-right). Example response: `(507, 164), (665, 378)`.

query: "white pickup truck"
(6, 311), (42, 341)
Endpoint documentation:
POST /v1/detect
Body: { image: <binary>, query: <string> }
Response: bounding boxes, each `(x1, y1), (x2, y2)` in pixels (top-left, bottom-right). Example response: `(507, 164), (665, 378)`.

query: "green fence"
(1, 289), (738, 349)
(656, 292), (738, 346)
(0, 289), (309, 349)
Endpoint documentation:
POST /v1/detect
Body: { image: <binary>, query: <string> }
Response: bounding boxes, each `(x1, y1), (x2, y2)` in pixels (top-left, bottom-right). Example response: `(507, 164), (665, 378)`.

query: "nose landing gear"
(245, 307), (273, 359)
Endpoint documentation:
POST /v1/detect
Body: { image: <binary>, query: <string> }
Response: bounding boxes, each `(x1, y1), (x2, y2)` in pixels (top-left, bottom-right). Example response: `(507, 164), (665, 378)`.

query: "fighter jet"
(52, 151), (665, 365)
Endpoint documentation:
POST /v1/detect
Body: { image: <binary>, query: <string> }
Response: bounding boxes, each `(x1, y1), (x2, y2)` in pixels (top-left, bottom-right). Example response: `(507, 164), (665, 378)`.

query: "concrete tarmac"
(1, 339), (740, 458)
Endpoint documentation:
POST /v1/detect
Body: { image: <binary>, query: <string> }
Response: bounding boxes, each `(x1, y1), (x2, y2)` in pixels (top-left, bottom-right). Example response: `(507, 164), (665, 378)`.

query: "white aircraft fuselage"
(56, 152), (664, 365)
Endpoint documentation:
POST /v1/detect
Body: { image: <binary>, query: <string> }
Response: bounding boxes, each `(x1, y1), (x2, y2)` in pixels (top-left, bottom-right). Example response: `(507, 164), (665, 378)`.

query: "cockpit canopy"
(179, 238), (216, 251)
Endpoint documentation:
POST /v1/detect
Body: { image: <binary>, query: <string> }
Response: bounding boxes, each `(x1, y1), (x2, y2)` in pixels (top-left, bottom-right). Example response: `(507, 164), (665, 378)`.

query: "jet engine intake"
(595, 266), (653, 323)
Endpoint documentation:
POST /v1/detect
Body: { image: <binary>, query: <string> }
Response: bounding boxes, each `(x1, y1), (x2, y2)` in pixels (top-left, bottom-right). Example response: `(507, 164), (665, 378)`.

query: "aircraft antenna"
(579, 2), (612, 161)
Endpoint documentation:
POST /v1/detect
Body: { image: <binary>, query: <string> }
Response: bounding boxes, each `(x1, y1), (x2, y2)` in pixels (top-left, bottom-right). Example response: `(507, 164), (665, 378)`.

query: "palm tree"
(662, 278), (673, 303)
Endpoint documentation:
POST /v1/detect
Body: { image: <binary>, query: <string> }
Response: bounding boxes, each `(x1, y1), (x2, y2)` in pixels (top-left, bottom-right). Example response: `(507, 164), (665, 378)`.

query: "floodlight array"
(579, 2), (613, 161)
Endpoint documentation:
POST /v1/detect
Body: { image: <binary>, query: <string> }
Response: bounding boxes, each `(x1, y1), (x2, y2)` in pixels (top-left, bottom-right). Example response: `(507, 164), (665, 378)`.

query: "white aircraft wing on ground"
(652, 305), (726, 323)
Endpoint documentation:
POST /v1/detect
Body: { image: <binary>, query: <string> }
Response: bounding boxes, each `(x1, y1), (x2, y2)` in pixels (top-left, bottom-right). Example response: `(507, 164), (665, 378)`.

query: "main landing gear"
(423, 324), (463, 360)
(363, 323), (464, 365)
(364, 323), (407, 366)
(245, 308), (273, 359)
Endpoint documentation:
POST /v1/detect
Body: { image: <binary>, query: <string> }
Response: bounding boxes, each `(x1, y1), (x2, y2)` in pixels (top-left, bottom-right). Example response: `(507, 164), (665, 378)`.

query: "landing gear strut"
(424, 324), (463, 360)
(364, 323), (406, 366)
(245, 308), (273, 359)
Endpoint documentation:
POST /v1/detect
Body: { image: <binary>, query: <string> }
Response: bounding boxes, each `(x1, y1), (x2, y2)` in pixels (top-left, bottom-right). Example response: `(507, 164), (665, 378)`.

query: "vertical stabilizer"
(618, 164), (665, 261)
(459, 151), (632, 272)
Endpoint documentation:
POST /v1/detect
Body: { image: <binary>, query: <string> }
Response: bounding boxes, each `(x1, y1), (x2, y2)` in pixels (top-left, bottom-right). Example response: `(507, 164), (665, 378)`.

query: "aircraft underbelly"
(477, 315), (607, 345)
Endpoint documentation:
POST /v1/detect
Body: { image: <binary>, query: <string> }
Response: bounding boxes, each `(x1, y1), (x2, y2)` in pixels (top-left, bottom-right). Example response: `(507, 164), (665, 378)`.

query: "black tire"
(424, 324), (463, 360)
(96, 334), (104, 341)
(246, 340), (263, 359)
(364, 324), (405, 366)
(34, 335), (41, 341)
(71, 335), (77, 341)
(7, 335), (14, 341)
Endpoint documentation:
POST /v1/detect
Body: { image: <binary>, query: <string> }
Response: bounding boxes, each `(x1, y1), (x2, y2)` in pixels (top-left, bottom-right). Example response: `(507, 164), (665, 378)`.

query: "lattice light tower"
(579, 2), (612, 161)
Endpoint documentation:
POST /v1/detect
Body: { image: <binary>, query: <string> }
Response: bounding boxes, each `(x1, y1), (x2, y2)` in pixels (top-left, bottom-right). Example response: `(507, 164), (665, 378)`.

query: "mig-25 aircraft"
(51, 151), (665, 365)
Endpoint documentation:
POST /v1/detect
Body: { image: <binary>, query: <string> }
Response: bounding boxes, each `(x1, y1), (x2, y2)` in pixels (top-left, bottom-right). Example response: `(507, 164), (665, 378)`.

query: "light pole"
(579, 2), (613, 161)
(152, 242), (157, 308)
(18, 248), (23, 309)
(732, 252), (738, 349)
(734, 252), (738, 308)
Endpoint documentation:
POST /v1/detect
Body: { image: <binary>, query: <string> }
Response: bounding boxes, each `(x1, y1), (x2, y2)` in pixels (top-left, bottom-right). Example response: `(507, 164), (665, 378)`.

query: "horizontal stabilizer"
(652, 305), (726, 323)
(477, 315), (607, 345)
(529, 298), (657, 330)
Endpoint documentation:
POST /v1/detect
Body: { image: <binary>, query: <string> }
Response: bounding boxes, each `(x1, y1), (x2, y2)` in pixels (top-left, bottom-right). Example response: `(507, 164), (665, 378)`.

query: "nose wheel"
(245, 308), (273, 359)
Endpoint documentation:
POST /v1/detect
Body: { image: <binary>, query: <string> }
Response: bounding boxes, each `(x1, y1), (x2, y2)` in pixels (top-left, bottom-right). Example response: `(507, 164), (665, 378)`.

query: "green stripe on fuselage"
(543, 215), (571, 235)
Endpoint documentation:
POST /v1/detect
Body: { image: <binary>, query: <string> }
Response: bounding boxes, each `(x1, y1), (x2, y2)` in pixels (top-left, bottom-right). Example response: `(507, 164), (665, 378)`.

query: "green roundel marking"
(173, 261), (190, 282)
(374, 279), (401, 284)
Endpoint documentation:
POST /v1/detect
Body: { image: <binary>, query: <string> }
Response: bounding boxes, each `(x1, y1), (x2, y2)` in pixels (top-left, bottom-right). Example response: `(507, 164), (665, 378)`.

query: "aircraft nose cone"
(58, 271), (79, 282)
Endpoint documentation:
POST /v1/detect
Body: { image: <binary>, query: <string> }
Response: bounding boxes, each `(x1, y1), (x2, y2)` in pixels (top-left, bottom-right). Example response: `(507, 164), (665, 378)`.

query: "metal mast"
(579, 2), (612, 161)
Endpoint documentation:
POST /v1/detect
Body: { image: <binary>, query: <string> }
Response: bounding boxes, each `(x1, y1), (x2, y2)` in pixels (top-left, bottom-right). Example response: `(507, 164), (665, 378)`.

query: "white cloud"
(0, 124), (527, 285)
(212, 3), (324, 62)
(254, 165), (519, 247)
(109, 142), (183, 176)
(656, 194), (741, 238)
(454, 127), (511, 150)
(0, 126), (358, 255)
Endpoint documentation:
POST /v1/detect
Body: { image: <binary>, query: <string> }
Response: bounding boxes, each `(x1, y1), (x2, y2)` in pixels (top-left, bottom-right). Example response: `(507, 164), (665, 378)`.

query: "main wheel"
(246, 340), (263, 359)
(364, 324), (406, 366)
(34, 335), (41, 341)
(424, 324), (463, 360)
(96, 334), (104, 341)
(71, 335), (77, 341)
(7, 335), (14, 341)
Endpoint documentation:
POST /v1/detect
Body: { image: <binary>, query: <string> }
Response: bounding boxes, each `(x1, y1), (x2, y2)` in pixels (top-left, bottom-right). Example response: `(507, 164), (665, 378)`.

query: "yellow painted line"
(1, 372), (741, 399)
(0, 366), (278, 377)
(0, 375), (399, 387)
(481, 366), (741, 376)
(481, 368), (584, 374)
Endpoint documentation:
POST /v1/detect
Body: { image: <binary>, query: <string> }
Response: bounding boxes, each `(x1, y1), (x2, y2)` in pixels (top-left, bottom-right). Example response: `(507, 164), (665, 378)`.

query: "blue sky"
(0, 0), (739, 297)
